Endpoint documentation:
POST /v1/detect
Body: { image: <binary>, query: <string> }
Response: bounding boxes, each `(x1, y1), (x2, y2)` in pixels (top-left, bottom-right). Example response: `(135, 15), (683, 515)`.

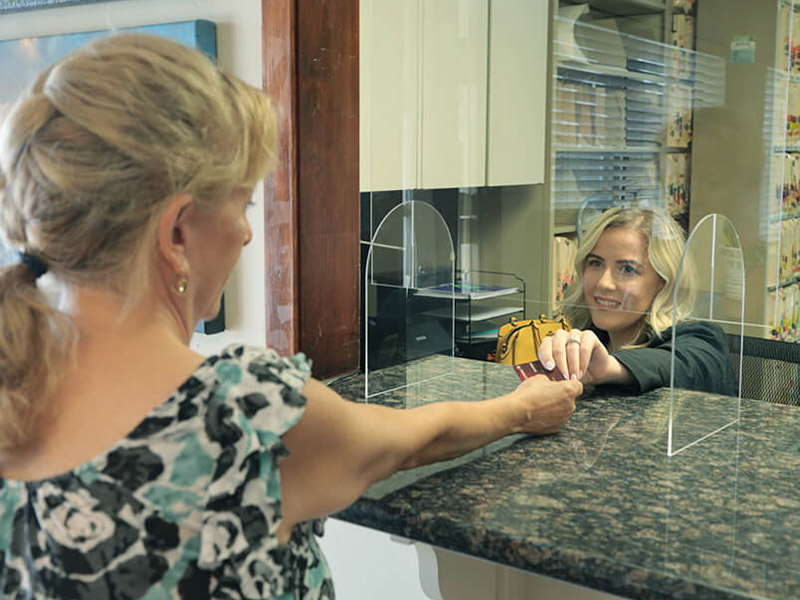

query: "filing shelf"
(546, 0), (699, 312)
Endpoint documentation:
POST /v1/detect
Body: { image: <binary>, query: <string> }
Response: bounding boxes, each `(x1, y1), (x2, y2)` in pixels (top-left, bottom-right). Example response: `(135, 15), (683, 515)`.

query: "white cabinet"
(487, 0), (549, 186)
(421, 0), (488, 189)
(359, 0), (419, 192)
(360, 0), (548, 192)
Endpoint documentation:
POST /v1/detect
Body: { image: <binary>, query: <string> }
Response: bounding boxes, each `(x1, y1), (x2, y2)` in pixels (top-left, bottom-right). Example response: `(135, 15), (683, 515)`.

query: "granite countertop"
(330, 356), (800, 600)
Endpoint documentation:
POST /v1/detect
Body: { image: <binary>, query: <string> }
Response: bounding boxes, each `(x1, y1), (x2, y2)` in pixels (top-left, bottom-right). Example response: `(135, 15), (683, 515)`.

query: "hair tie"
(17, 251), (48, 279)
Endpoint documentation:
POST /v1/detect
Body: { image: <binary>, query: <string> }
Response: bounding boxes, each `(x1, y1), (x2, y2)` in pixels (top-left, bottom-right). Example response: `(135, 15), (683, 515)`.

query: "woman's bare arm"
(276, 376), (582, 540)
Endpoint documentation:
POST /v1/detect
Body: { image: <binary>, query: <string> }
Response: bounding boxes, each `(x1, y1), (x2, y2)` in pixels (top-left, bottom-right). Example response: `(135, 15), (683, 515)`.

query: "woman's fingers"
(538, 336), (554, 369)
(540, 328), (606, 382)
(547, 329), (570, 379)
(565, 332), (582, 380)
(578, 330), (604, 381)
(546, 329), (581, 380)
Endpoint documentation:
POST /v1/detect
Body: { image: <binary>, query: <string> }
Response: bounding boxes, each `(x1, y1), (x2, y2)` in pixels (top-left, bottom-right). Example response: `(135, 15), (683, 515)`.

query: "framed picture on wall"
(0, 0), (126, 14)
(0, 20), (216, 103)
(0, 19), (226, 333)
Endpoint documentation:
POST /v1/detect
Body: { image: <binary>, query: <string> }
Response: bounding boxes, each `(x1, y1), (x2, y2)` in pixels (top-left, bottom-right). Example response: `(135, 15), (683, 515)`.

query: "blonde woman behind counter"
(538, 207), (736, 396)
(0, 34), (583, 599)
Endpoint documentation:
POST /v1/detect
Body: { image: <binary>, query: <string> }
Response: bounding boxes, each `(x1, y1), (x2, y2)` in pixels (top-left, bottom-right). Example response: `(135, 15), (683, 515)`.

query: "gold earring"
(173, 274), (188, 295)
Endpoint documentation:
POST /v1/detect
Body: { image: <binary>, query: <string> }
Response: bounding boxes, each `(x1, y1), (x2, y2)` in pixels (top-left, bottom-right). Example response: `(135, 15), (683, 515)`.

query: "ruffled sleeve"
(196, 345), (317, 598)
(0, 481), (24, 597)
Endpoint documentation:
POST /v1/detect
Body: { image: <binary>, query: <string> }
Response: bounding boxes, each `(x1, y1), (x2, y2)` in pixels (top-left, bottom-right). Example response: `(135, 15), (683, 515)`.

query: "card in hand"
(514, 360), (566, 382)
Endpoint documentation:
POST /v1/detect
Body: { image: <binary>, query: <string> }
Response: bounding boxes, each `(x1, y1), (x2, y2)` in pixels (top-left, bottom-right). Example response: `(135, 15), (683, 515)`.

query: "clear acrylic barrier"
(668, 214), (744, 456)
(364, 201), (455, 398)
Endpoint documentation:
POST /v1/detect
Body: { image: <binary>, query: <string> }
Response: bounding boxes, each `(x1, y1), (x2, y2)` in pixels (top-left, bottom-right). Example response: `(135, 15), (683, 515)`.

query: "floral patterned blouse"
(0, 345), (334, 599)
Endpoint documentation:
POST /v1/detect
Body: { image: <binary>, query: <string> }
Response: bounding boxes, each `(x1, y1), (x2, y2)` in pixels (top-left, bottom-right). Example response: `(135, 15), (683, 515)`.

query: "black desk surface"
(330, 356), (800, 600)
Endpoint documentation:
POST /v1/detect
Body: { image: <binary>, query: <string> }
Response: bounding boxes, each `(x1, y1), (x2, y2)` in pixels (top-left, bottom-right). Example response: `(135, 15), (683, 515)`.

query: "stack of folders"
(760, 148), (799, 342)
(766, 218), (799, 270)
(779, 2), (791, 71)
(666, 83), (693, 148)
(553, 82), (579, 146)
(554, 80), (626, 148)
(552, 236), (578, 311)
(791, 3), (800, 75)
(669, 13), (695, 79)
(777, 219), (800, 285)
(670, 0), (695, 14)
(626, 84), (662, 146)
(772, 76), (790, 148)
(774, 154), (800, 217)
(768, 284), (800, 342)
(785, 81), (800, 146)
(665, 153), (690, 216)
(778, 3), (800, 75)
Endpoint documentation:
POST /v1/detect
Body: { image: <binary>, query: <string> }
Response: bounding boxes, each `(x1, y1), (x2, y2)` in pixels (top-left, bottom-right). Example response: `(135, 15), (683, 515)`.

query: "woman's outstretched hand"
(537, 328), (633, 386)
(511, 375), (582, 435)
(278, 372), (584, 532)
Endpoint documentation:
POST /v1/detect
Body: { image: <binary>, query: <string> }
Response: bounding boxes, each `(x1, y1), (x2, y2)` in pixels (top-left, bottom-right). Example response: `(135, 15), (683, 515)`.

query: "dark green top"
(608, 321), (737, 396)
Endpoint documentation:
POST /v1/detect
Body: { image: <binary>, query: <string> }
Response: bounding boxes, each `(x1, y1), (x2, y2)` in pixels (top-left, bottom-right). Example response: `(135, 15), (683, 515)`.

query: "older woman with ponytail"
(0, 34), (582, 599)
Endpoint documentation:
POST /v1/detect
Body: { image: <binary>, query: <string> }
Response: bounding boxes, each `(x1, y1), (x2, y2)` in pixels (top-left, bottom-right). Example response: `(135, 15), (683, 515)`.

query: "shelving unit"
(414, 270), (526, 359)
(545, 0), (707, 312)
(554, 145), (663, 152)
(557, 60), (670, 82)
(585, 0), (667, 13)
(769, 0), (800, 342)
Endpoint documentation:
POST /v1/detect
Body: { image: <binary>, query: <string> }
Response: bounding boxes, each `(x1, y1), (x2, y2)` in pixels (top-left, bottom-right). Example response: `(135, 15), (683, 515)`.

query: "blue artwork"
(0, 20), (225, 333)
(0, 20), (216, 104)
(1, 1), (125, 15)
(0, 19), (216, 261)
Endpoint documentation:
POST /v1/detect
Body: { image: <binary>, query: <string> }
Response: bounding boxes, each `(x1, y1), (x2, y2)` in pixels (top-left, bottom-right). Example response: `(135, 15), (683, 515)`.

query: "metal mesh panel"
(728, 335), (800, 405)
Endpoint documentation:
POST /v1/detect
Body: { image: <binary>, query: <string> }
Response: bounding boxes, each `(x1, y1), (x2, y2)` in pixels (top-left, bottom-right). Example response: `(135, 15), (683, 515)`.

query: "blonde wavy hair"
(558, 206), (695, 349)
(0, 33), (278, 456)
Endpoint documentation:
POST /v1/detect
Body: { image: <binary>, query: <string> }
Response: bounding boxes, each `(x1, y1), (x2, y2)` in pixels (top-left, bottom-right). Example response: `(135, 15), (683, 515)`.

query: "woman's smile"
(593, 296), (621, 309)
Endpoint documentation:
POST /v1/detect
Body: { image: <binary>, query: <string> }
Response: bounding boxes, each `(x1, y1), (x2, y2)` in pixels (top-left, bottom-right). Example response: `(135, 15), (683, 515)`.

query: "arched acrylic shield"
(668, 214), (744, 456)
(364, 201), (455, 398)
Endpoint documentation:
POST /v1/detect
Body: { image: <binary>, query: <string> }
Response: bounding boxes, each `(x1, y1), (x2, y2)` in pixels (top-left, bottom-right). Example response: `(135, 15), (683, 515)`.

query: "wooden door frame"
(262, 0), (360, 379)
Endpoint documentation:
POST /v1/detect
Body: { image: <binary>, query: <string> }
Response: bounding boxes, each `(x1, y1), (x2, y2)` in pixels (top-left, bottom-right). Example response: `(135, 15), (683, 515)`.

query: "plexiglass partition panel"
(364, 201), (455, 398)
(668, 214), (744, 456)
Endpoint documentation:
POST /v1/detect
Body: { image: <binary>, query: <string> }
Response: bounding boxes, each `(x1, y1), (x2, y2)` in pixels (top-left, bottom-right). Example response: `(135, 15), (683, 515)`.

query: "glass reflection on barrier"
(668, 214), (744, 456)
(364, 201), (455, 398)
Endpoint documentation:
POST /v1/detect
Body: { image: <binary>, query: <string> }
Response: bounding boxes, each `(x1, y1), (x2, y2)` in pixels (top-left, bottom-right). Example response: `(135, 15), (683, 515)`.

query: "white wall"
(321, 520), (433, 600)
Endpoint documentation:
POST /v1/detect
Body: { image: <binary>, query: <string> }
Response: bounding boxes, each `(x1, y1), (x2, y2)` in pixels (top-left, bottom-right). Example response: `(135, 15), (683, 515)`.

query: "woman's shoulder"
(139, 344), (312, 435)
(655, 321), (729, 345)
(107, 344), (312, 475)
(170, 344), (313, 436)
(92, 345), (313, 502)
(206, 344), (313, 391)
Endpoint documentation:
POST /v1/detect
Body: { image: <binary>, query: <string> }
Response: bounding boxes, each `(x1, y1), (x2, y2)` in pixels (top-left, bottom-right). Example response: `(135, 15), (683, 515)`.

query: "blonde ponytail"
(0, 33), (278, 457)
(0, 263), (74, 455)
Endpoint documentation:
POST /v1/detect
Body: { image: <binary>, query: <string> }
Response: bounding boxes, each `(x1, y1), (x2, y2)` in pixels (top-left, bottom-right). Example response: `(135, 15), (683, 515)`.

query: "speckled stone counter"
(330, 356), (800, 600)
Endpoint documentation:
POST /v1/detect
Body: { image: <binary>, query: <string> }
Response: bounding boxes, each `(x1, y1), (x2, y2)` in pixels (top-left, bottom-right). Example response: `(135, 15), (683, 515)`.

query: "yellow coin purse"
(495, 314), (571, 365)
